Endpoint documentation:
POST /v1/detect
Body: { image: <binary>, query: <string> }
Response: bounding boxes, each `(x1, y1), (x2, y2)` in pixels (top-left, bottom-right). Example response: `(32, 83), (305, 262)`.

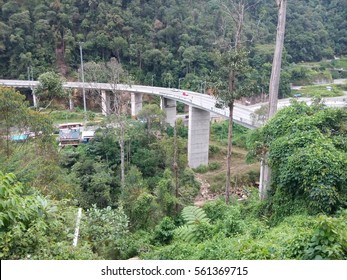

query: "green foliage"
(212, 48), (255, 105)
(0, 0), (345, 88)
(0, 87), (31, 157)
(152, 217), (176, 245)
(154, 169), (177, 218)
(248, 101), (347, 217)
(131, 148), (164, 178)
(178, 168), (200, 206)
(208, 162), (221, 171)
(211, 121), (249, 148)
(71, 157), (115, 208)
(165, 119), (188, 138)
(143, 197), (346, 260)
(285, 211), (347, 260)
(209, 144), (221, 156)
(175, 206), (212, 243)
(193, 165), (209, 174)
(35, 72), (66, 109)
(137, 104), (166, 134)
(158, 134), (188, 173)
(292, 85), (344, 98)
(289, 65), (333, 85)
(115, 230), (153, 259)
(181, 206), (210, 225)
(82, 204), (129, 259)
(303, 212), (347, 260)
(203, 199), (229, 221)
(203, 200), (246, 237)
(0, 172), (95, 259)
(120, 166), (156, 230)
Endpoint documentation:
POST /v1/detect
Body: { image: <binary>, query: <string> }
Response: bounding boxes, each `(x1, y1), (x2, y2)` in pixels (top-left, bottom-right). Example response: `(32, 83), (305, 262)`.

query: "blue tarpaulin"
(11, 135), (29, 141)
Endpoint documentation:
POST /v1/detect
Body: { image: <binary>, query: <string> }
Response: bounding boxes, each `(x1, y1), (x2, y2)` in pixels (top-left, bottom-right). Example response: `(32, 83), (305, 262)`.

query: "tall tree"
(137, 104), (166, 136)
(84, 58), (133, 186)
(0, 87), (28, 158)
(260, 0), (287, 200)
(213, 0), (257, 204)
(35, 71), (66, 110)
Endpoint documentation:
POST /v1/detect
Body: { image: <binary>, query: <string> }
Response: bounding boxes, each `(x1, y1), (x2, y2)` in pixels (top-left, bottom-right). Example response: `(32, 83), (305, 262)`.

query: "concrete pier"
(188, 106), (210, 168)
(101, 90), (110, 116)
(160, 97), (176, 126)
(131, 92), (143, 117)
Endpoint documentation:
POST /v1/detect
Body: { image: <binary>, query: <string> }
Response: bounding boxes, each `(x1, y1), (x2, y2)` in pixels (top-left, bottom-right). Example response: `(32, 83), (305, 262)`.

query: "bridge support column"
(101, 90), (110, 116)
(32, 91), (37, 108)
(131, 93), (143, 117)
(160, 97), (176, 126)
(188, 107), (210, 168)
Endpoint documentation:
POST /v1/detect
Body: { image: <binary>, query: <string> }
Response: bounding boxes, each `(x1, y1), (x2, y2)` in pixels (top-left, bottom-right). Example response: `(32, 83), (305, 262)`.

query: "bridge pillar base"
(161, 97), (176, 126)
(101, 90), (111, 116)
(131, 93), (143, 118)
(32, 91), (37, 108)
(188, 106), (210, 168)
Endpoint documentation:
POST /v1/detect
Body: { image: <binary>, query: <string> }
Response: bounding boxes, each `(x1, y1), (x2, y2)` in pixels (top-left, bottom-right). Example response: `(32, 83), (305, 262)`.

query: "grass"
(199, 134), (260, 196)
(48, 110), (105, 125)
(292, 84), (345, 98)
(331, 57), (347, 69)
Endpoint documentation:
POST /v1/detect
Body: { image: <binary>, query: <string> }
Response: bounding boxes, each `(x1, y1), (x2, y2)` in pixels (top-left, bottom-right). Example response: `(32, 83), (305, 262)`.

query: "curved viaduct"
(1, 79), (345, 167)
(0, 79), (255, 168)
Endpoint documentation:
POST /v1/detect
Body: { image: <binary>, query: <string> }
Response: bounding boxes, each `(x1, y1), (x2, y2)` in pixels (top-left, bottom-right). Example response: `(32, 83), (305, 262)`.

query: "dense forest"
(0, 0), (346, 89)
(1, 86), (346, 260)
(1, 0), (347, 260)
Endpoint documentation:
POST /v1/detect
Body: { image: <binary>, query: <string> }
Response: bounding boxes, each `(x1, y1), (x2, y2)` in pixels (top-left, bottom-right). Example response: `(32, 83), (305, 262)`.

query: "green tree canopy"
(35, 71), (66, 109)
(248, 100), (347, 217)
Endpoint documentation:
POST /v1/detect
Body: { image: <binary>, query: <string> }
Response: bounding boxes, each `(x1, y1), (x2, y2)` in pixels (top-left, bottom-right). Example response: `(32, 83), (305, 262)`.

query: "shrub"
(203, 199), (229, 222)
(152, 217), (176, 245)
(175, 206), (212, 243)
(82, 204), (129, 259)
(116, 230), (153, 259)
(208, 162), (221, 171)
(284, 211), (347, 260)
(209, 144), (221, 156)
(303, 212), (347, 259)
(193, 165), (209, 174)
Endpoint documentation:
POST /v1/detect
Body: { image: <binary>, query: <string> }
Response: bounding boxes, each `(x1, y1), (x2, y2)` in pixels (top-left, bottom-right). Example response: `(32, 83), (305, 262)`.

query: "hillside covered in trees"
(0, 0), (347, 261)
(1, 86), (346, 259)
(0, 0), (346, 88)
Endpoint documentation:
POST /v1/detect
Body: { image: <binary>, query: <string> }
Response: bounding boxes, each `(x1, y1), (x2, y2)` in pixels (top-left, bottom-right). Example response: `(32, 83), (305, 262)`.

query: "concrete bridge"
(1, 79), (345, 168)
(0, 79), (255, 168)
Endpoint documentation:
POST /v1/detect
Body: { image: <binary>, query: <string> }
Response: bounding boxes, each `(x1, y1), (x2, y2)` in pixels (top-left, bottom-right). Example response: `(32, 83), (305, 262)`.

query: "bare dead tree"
(82, 58), (132, 187)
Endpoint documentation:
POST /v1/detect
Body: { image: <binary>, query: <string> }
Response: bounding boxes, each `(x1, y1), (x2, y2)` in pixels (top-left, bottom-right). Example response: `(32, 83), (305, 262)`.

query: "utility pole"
(268, 0), (287, 118)
(28, 65), (37, 107)
(260, 0), (287, 200)
(178, 77), (184, 89)
(78, 42), (87, 119)
(200, 81), (206, 94)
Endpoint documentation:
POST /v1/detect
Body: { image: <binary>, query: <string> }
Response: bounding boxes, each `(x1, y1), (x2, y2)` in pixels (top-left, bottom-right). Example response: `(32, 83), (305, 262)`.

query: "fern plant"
(175, 206), (212, 243)
(181, 206), (210, 225)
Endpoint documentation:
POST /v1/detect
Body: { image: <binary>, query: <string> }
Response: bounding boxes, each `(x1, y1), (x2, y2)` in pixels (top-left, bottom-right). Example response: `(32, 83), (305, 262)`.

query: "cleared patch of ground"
(194, 141), (259, 207)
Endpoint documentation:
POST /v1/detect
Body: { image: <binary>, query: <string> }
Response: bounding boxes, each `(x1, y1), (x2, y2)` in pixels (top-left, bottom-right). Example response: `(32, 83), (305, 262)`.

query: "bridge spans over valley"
(1, 79), (345, 168)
